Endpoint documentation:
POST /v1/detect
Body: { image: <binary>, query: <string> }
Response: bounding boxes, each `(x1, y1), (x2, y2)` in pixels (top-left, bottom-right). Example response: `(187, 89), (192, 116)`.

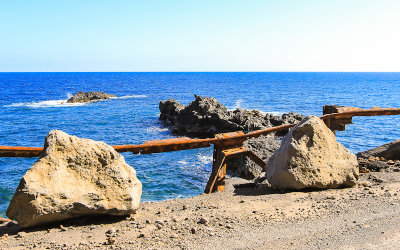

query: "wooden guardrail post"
(204, 132), (245, 193)
(204, 132), (266, 194)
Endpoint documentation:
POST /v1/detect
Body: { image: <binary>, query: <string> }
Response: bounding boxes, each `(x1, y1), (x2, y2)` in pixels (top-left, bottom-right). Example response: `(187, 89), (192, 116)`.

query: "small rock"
(60, 225), (67, 231)
(198, 218), (208, 225)
(106, 228), (116, 235)
(106, 237), (116, 245)
(138, 233), (145, 238)
(358, 181), (372, 187)
(155, 220), (164, 226)
(17, 232), (26, 238)
(190, 228), (196, 234)
(170, 233), (179, 239)
(326, 195), (336, 200)
(226, 224), (233, 229)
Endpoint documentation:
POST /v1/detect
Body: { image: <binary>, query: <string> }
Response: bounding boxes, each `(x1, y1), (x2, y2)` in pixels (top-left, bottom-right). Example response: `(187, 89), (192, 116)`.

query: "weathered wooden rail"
(1, 107), (399, 193)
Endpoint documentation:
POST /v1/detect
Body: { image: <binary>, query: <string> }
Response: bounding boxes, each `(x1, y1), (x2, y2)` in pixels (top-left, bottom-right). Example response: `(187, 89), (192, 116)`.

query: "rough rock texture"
(6, 130), (142, 228)
(67, 91), (116, 103)
(159, 95), (304, 180)
(266, 116), (359, 190)
(159, 95), (304, 138)
(358, 157), (400, 173)
(227, 135), (281, 179)
(357, 139), (400, 160)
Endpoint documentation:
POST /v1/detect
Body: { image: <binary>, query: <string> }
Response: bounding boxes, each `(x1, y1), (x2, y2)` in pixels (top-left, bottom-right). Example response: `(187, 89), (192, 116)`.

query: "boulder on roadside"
(67, 91), (116, 103)
(6, 130), (142, 228)
(357, 139), (400, 161)
(266, 116), (359, 190)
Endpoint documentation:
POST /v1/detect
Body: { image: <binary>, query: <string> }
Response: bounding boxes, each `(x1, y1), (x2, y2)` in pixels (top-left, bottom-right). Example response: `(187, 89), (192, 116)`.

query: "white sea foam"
(178, 160), (188, 165)
(6, 99), (85, 108)
(228, 99), (284, 116)
(146, 126), (169, 134)
(6, 93), (148, 108)
(197, 154), (213, 164)
(233, 99), (243, 109)
(268, 111), (284, 116)
(115, 95), (148, 99)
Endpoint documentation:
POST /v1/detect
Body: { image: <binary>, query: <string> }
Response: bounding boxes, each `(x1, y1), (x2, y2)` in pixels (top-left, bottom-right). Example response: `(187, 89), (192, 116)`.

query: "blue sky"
(1, 0), (399, 72)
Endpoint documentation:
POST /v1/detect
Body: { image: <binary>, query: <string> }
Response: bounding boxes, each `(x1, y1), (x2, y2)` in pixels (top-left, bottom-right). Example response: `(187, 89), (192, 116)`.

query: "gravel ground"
(1, 171), (400, 249)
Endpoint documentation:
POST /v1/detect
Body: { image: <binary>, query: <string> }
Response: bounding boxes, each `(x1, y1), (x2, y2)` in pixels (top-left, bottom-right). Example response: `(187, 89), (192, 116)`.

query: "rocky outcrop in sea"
(67, 91), (116, 103)
(159, 95), (304, 180)
(159, 95), (304, 138)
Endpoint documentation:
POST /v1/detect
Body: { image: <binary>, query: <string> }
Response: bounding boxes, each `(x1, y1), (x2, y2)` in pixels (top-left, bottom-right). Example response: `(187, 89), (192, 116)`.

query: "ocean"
(0, 72), (399, 217)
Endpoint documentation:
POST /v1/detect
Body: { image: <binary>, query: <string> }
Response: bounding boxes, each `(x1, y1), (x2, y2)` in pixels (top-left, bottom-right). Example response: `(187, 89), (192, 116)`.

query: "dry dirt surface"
(1, 171), (400, 249)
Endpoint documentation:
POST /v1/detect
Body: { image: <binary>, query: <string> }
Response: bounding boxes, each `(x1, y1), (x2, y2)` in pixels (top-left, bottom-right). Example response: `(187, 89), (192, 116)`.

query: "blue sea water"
(0, 72), (399, 217)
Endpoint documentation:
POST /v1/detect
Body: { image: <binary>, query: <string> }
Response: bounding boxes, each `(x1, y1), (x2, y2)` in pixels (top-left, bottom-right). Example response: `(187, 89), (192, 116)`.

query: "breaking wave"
(114, 95), (148, 99)
(197, 154), (213, 165)
(146, 126), (169, 134)
(6, 94), (148, 108)
(6, 99), (85, 108)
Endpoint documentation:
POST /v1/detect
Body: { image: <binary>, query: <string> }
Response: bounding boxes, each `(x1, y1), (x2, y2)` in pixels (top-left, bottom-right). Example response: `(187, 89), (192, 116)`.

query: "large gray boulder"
(357, 139), (400, 160)
(6, 130), (142, 228)
(266, 116), (359, 190)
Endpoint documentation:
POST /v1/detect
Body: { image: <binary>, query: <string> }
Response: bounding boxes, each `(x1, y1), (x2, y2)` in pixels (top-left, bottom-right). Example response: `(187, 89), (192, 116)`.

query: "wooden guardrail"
(1, 107), (399, 193)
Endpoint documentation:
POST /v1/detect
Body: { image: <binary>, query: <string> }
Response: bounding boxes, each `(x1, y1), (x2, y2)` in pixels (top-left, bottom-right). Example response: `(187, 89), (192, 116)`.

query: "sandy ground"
(1, 171), (400, 249)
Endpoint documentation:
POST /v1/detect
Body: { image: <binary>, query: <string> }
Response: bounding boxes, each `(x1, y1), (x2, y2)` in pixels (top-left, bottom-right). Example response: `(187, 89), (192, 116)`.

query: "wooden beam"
(1, 107), (399, 158)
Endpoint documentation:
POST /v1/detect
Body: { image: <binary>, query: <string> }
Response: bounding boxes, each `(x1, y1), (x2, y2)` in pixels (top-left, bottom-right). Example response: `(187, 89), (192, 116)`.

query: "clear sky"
(1, 0), (399, 72)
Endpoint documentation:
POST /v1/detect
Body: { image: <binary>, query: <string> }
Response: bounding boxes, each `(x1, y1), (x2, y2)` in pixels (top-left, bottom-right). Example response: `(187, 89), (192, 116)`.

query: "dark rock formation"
(159, 95), (304, 180)
(159, 95), (304, 138)
(227, 135), (281, 179)
(358, 158), (400, 172)
(67, 91), (116, 103)
(357, 139), (400, 160)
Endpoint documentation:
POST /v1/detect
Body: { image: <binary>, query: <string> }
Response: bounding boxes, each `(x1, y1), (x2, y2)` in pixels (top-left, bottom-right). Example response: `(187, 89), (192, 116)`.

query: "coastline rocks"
(159, 95), (304, 180)
(67, 91), (116, 103)
(266, 116), (359, 190)
(159, 95), (304, 138)
(6, 130), (142, 228)
(227, 135), (281, 179)
(160, 95), (241, 138)
(357, 139), (400, 161)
